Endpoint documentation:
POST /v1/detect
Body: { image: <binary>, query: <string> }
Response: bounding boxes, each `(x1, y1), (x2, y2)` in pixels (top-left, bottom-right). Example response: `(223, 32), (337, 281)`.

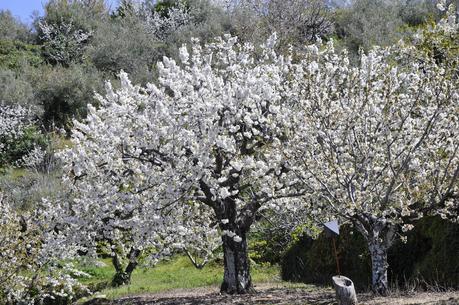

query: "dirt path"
(85, 284), (459, 305)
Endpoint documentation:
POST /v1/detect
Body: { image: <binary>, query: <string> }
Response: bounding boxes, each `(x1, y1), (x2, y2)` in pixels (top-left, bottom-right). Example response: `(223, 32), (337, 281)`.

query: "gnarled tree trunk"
(220, 231), (253, 294)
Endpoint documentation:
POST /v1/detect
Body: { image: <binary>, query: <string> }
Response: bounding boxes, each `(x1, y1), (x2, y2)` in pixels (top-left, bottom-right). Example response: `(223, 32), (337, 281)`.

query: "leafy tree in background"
(229, 0), (333, 49)
(333, 0), (404, 54)
(0, 40), (43, 70)
(0, 69), (35, 107)
(0, 10), (33, 42)
(86, 11), (163, 84)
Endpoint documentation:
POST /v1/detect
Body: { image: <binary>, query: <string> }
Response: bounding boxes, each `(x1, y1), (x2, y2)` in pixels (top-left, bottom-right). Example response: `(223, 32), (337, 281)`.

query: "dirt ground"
(85, 284), (459, 305)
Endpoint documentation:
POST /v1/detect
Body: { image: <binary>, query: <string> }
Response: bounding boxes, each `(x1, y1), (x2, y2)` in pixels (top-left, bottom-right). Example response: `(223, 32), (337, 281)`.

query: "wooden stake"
(332, 236), (341, 276)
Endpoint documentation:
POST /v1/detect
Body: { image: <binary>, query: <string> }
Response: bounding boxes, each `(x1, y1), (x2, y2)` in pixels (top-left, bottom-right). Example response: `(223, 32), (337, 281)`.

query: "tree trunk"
(112, 271), (132, 286)
(332, 276), (358, 305)
(111, 248), (141, 286)
(220, 231), (253, 294)
(368, 238), (389, 296)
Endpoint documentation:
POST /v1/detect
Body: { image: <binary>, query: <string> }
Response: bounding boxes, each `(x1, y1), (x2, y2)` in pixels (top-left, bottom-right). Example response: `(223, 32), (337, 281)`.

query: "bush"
(249, 223), (293, 266)
(87, 0), (232, 85)
(157, 0), (233, 58)
(230, 0), (333, 49)
(38, 0), (108, 34)
(35, 0), (109, 66)
(38, 19), (93, 66)
(0, 40), (43, 70)
(0, 69), (35, 108)
(34, 64), (103, 129)
(398, 0), (438, 27)
(389, 216), (459, 289)
(281, 225), (371, 291)
(85, 15), (161, 84)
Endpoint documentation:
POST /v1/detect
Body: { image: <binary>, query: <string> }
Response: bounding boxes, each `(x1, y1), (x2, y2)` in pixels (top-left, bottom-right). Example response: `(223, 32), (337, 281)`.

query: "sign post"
(323, 220), (341, 276)
(323, 220), (358, 305)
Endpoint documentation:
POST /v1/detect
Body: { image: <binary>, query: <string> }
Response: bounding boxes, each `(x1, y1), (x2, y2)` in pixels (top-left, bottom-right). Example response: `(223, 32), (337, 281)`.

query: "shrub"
(0, 40), (43, 70)
(0, 105), (47, 168)
(34, 64), (103, 129)
(38, 19), (92, 66)
(0, 192), (90, 305)
(0, 125), (47, 167)
(161, 0), (233, 58)
(35, 0), (109, 66)
(0, 69), (35, 107)
(389, 216), (459, 289)
(85, 15), (161, 84)
(281, 225), (371, 291)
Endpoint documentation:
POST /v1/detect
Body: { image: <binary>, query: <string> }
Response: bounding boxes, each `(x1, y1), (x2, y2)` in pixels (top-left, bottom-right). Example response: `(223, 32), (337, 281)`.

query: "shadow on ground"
(86, 287), (335, 305)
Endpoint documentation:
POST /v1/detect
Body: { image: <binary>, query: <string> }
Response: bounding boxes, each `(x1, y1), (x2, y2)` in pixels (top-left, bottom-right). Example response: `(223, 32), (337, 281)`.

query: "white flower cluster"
(142, 2), (191, 41)
(0, 105), (35, 160)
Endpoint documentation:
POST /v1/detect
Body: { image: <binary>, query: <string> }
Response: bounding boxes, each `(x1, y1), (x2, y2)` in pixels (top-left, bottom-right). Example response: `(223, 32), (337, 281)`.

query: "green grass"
(77, 256), (281, 301)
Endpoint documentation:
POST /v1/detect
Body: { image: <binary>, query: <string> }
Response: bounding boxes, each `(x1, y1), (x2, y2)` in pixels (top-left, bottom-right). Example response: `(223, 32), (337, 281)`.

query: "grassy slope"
(78, 256), (281, 300)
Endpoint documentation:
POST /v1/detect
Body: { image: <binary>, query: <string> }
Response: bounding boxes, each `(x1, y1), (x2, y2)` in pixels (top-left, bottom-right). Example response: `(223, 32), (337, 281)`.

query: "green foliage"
(40, 0), (108, 33)
(390, 216), (459, 289)
(0, 69), (35, 107)
(249, 234), (287, 266)
(249, 219), (321, 266)
(165, 0), (233, 52)
(85, 16), (161, 84)
(0, 156), (64, 212)
(35, 64), (103, 128)
(36, 0), (109, 66)
(413, 19), (459, 68)
(398, 0), (438, 27)
(154, 0), (182, 17)
(0, 40), (43, 70)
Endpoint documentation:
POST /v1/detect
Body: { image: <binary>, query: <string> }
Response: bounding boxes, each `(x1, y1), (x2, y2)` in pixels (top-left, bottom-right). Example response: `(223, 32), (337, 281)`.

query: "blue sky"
(0, 0), (119, 24)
